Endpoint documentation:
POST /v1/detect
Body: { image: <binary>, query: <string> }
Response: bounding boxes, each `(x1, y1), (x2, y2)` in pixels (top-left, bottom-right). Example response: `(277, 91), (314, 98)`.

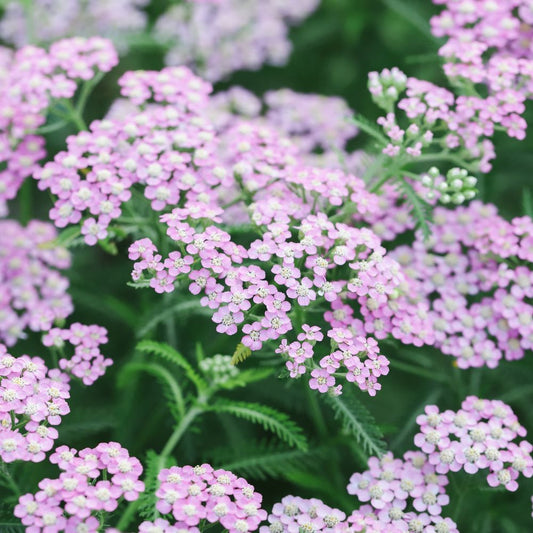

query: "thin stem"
(115, 405), (205, 531)
(351, 114), (388, 145)
(18, 179), (32, 226)
(413, 152), (478, 173)
(63, 100), (88, 131)
(306, 386), (328, 438)
(35, 120), (70, 135)
(76, 72), (104, 116)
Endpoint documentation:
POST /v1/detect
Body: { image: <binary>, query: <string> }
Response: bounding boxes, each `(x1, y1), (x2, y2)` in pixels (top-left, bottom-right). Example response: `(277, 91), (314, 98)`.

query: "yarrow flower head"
(42, 323), (112, 386)
(0, 37), (118, 215)
(0, 220), (72, 345)
(155, 464), (266, 532)
(369, 201), (533, 368)
(415, 396), (532, 491)
(431, 0), (533, 101)
(0, 0), (148, 51)
(260, 495), (346, 532)
(153, 0), (319, 81)
(0, 345), (70, 463)
(14, 442), (144, 532)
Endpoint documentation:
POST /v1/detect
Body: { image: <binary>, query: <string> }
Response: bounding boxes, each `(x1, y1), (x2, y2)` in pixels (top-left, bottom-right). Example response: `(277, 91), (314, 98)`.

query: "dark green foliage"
(209, 400), (308, 451)
(324, 388), (387, 458)
(395, 177), (433, 241)
(136, 340), (208, 392)
(211, 440), (323, 480)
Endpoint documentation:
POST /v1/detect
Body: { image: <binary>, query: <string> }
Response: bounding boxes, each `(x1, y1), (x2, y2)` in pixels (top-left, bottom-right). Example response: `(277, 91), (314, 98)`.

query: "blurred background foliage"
(4, 1), (533, 531)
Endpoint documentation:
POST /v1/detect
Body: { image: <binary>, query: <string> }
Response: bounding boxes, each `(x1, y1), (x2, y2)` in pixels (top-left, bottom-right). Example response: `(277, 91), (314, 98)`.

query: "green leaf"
(38, 226), (81, 250)
(218, 368), (274, 390)
(0, 525), (25, 533)
(350, 112), (388, 145)
(127, 280), (152, 289)
(98, 238), (118, 255)
(324, 388), (386, 458)
(231, 343), (252, 366)
(136, 450), (163, 521)
(213, 440), (322, 480)
(118, 362), (185, 421)
(136, 340), (208, 392)
(210, 400), (308, 451)
(396, 177), (433, 241)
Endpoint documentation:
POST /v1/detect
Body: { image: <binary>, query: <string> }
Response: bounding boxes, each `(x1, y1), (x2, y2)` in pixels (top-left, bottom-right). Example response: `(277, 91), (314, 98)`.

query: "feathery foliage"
(209, 400), (308, 451)
(211, 440), (323, 480)
(396, 177), (433, 241)
(136, 340), (207, 392)
(324, 388), (386, 458)
(231, 343), (253, 366)
(118, 362), (185, 421)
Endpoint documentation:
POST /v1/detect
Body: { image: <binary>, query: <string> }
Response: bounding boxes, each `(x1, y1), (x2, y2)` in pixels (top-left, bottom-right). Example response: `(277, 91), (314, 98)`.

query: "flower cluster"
(347, 396), (533, 532)
(14, 442), (144, 532)
(260, 495), (346, 532)
(0, 346), (70, 463)
(0, 0), (147, 51)
(32, 65), (396, 397)
(348, 450), (458, 533)
(0, 37), (118, 214)
(155, 464), (266, 532)
(129, 190), (398, 396)
(43, 323), (112, 386)
(209, 86), (359, 164)
(35, 66), (213, 242)
(153, 0), (319, 81)
(369, 67), (523, 173)
(415, 396), (532, 491)
(199, 354), (239, 385)
(374, 201), (533, 368)
(431, 0), (533, 99)
(0, 220), (72, 346)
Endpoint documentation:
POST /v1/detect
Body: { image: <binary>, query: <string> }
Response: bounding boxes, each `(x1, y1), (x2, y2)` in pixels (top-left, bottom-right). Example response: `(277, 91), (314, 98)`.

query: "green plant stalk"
(115, 400), (208, 530)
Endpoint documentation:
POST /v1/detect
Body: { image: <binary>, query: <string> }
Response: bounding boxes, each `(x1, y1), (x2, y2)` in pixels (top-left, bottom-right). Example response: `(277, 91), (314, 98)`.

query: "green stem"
(413, 152), (477, 173)
(18, 179), (32, 226)
(351, 114), (388, 145)
(76, 72), (104, 116)
(306, 386), (328, 438)
(368, 172), (394, 194)
(115, 405), (205, 531)
(35, 120), (69, 135)
(63, 100), (88, 131)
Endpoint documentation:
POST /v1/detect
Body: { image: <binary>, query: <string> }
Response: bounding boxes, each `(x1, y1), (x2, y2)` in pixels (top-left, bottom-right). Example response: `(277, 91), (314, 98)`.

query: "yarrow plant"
(0, 2), (532, 533)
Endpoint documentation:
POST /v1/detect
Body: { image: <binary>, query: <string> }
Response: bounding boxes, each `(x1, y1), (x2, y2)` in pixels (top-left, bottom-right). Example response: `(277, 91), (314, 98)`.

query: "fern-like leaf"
(211, 440), (322, 480)
(137, 340), (207, 392)
(118, 362), (185, 421)
(136, 450), (162, 521)
(324, 388), (386, 458)
(0, 525), (25, 533)
(396, 177), (433, 241)
(210, 400), (308, 451)
(231, 343), (252, 366)
(350, 112), (388, 145)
